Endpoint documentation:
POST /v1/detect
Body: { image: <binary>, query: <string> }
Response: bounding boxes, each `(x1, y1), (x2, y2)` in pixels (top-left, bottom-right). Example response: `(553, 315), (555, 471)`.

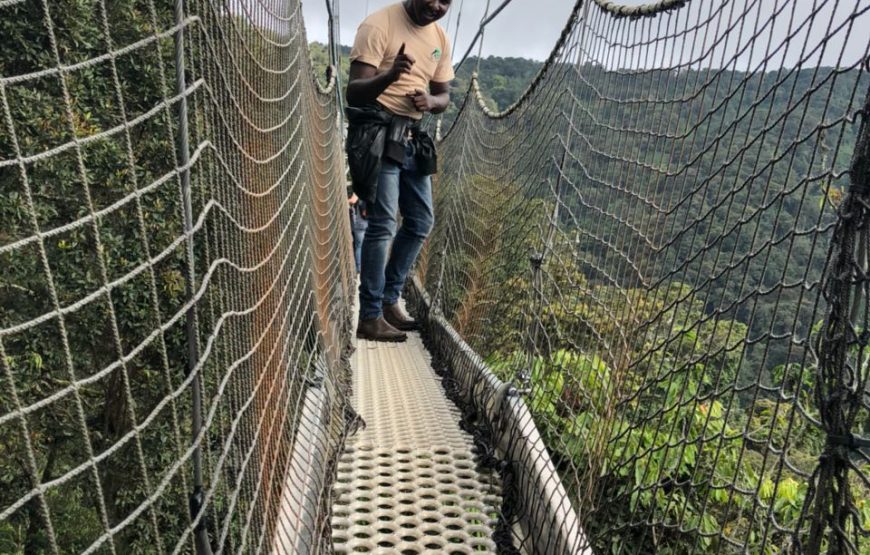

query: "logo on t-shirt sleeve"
(432, 48), (442, 61)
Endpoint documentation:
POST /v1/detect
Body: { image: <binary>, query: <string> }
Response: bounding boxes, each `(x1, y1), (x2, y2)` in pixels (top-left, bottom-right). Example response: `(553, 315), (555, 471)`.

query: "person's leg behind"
(351, 210), (367, 274)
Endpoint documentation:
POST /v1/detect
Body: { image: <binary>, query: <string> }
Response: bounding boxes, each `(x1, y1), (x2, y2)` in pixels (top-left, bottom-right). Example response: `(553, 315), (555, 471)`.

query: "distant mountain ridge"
(308, 42), (544, 118)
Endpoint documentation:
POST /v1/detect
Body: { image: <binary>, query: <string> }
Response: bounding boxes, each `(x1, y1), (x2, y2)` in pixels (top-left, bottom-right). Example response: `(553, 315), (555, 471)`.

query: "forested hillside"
(414, 52), (869, 552)
(309, 42), (543, 123)
(561, 65), (867, 383)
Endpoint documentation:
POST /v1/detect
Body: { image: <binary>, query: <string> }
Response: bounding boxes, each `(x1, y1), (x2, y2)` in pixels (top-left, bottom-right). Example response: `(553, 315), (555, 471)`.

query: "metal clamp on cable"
(189, 486), (207, 532)
(515, 367), (532, 395)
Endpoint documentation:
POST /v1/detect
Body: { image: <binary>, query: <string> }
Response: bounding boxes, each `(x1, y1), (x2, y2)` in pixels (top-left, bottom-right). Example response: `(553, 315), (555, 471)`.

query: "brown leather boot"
(356, 316), (407, 342)
(383, 303), (419, 331)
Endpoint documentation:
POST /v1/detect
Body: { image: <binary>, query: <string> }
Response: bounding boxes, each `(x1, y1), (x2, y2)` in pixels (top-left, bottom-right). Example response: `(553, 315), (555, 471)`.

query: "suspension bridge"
(1, 0), (869, 553)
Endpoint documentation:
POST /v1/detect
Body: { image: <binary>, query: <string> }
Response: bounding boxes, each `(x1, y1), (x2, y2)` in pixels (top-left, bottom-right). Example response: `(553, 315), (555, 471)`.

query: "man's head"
(404, 0), (451, 26)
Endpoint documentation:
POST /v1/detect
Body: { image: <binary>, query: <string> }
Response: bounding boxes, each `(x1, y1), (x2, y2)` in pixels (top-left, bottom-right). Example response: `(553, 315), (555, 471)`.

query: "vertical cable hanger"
(325, 0), (345, 128)
(452, 0), (466, 63)
(435, 0), (467, 139)
(334, 0), (344, 129)
(475, 0), (491, 74)
(453, 0), (517, 73)
(172, 0), (213, 552)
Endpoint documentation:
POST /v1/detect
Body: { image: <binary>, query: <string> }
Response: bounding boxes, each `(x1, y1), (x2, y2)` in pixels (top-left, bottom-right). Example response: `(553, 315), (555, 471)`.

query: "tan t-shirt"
(350, 3), (454, 119)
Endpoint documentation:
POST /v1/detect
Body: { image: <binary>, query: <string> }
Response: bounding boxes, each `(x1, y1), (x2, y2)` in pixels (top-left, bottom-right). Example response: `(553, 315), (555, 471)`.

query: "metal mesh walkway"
(331, 328), (502, 554)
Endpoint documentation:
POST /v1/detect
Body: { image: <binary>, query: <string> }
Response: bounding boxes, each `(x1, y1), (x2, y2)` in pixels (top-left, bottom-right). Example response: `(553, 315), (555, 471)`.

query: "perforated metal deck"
(331, 331), (502, 554)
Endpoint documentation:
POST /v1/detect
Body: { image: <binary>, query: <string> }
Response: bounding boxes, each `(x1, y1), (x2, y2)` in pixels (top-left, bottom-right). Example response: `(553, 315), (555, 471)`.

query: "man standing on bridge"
(345, 0), (453, 342)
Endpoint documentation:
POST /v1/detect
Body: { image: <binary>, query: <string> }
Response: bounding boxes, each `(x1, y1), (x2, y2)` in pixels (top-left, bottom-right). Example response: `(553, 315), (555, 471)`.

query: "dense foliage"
(429, 60), (870, 552)
(432, 169), (869, 552)
(3, 4), (349, 553)
(0, 2), (193, 552)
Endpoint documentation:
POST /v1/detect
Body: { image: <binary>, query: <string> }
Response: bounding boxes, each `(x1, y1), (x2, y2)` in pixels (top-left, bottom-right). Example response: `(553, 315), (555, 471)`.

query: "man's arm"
(346, 45), (416, 106)
(405, 81), (450, 114)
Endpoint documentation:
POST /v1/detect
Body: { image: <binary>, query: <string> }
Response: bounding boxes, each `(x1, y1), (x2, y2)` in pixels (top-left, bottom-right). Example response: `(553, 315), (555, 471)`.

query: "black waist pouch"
(414, 130), (437, 176)
(384, 117), (409, 165)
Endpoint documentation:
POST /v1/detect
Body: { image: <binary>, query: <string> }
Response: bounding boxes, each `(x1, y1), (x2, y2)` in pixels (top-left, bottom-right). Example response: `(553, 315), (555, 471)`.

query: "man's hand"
(387, 43), (415, 83)
(405, 89), (439, 113)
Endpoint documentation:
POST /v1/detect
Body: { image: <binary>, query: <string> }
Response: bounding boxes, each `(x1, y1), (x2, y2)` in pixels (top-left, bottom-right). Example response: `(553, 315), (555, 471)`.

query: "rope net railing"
(0, 0), (354, 553)
(420, 0), (870, 553)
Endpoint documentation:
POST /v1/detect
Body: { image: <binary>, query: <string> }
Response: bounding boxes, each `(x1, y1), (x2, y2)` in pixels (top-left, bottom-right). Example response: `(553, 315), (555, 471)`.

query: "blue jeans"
(358, 146), (434, 321)
(350, 206), (368, 273)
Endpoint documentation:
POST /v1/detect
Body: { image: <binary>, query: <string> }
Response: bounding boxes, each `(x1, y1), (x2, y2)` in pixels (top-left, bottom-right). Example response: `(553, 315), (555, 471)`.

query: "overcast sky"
(300, 1), (869, 68)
